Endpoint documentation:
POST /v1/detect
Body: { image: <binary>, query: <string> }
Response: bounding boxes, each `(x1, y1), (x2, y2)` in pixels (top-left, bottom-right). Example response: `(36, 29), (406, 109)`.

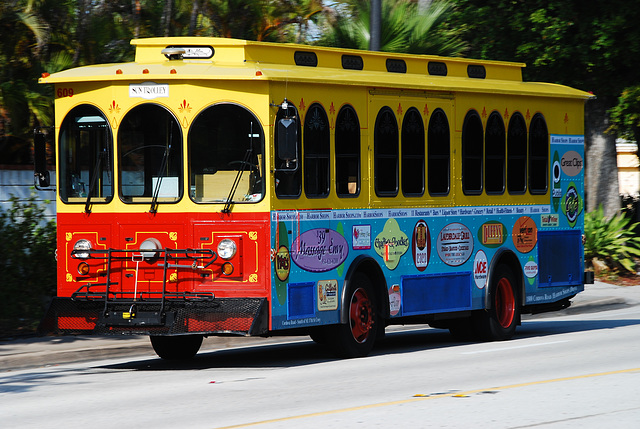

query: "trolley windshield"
(188, 103), (265, 204)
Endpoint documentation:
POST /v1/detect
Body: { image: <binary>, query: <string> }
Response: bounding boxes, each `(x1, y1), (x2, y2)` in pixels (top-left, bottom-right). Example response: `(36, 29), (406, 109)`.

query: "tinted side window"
(275, 103), (302, 198)
(427, 109), (450, 196)
(529, 113), (548, 194)
(374, 107), (399, 197)
(485, 111), (506, 194)
(304, 103), (330, 197)
(401, 108), (425, 197)
(335, 105), (361, 197)
(507, 112), (527, 194)
(462, 110), (483, 194)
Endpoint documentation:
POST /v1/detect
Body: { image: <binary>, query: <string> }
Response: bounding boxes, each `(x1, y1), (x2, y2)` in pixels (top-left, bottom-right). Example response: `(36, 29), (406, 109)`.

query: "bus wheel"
(309, 327), (331, 345)
(475, 265), (519, 341)
(332, 273), (378, 358)
(150, 335), (203, 360)
(447, 318), (476, 341)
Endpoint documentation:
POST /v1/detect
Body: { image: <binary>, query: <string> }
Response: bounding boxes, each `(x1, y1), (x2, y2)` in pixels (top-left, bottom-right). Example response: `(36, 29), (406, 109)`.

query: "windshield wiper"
(84, 149), (105, 214)
(222, 123), (257, 214)
(222, 147), (252, 214)
(150, 142), (171, 213)
(150, 123), (174, 214)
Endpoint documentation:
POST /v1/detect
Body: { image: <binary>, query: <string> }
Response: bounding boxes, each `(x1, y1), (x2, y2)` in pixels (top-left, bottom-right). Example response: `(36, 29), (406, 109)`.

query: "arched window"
(274, 102), (302, 198)
(427, 108), (450, 196)
(401, 108), (425, 196)
(529, 113), (548, 194)
(59, 105), (113, 204)
(485, 111), (506, 194)
(507, 112), (527, 194)
(188, 103), (265, 203)
(462, 110), (483, 194)
(374, 107), (399, 196)
(335, 105), (361, 197)
(118, 104), (182, 204)
(304, 103), (330, 197)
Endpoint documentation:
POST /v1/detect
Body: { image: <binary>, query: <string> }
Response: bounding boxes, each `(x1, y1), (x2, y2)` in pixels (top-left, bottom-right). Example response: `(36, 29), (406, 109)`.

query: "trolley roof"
(39, 37), (591, 99)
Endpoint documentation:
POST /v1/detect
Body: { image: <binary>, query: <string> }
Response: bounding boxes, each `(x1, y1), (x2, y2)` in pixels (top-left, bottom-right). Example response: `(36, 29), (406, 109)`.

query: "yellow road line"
(216, 367), (640, 429)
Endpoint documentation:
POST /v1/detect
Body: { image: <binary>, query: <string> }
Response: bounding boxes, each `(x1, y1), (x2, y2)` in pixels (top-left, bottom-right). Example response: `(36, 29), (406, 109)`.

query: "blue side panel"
(402, 272), (472, 316)
(287, 282), (316, 319)
(538, 230), (582, 287)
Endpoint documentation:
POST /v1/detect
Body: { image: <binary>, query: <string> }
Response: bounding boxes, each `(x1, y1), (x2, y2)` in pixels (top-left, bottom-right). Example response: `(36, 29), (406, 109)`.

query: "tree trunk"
(162, 0), (173, 37)
(585, 96), (620, 217)
(72, 0), (92, 66)
(133, 0), (141, 39)
(188, 0), (199, 36)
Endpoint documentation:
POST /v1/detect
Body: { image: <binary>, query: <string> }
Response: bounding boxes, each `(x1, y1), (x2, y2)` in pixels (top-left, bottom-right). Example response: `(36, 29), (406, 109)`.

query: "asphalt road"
(0, 282), (638, 371)
(1, 282), (639, 428)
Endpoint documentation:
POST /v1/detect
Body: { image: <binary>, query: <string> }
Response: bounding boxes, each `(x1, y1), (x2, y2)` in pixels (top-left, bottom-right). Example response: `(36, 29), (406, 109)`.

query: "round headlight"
(140, 237), (162, 260)
(217, 239), (237, 260)
(73, 239), (92, 259)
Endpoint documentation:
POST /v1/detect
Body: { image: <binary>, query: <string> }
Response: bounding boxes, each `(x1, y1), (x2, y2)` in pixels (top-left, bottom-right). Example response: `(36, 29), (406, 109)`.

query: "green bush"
(0, 193), (56, 336)
(584, 204), (640, 274)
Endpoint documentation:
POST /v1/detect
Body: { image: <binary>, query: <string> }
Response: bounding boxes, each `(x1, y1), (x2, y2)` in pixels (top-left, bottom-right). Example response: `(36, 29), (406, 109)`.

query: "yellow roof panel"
(39, 37), (592, 100)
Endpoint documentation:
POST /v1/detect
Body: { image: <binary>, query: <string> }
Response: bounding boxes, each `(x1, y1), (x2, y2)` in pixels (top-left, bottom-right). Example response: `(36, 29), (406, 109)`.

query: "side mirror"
(33, 132), (51, 188)
(277, 118), (298, 169)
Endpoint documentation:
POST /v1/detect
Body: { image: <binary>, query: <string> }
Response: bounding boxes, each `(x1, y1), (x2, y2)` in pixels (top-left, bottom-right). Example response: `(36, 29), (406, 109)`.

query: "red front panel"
(57, 211), (271, 300)
(58, 223), (113, 297)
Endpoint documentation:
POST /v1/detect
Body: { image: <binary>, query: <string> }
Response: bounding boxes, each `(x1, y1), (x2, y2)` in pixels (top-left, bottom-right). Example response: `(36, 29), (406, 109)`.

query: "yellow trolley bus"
(37, 37), (592, 359)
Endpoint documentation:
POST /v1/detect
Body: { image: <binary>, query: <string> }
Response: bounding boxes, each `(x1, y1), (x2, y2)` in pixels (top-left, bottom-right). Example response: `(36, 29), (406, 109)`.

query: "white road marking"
(461, 340), (570, 354)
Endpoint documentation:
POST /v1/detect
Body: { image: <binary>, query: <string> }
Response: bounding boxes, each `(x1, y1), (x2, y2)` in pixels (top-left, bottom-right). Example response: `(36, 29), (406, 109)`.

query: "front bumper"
(39, 297), (269, 336)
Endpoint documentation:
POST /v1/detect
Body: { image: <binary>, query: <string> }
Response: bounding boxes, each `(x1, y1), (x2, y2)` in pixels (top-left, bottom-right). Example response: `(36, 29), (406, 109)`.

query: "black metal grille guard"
(70, 247), (217, 319)
(40, 247), (270, 336)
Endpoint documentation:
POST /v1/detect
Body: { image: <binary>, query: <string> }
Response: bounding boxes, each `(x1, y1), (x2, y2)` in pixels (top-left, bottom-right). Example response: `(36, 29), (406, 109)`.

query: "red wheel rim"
(349, 287), (373, 343)
(495, 278), (515, 328)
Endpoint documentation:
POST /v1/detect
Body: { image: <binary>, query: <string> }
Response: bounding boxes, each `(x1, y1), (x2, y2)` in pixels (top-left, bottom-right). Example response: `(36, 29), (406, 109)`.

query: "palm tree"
(0, 0), (50, 140)
(198, 0), (320, 42)
(290, 0), (326, 43)
(319, 0), (465, 57)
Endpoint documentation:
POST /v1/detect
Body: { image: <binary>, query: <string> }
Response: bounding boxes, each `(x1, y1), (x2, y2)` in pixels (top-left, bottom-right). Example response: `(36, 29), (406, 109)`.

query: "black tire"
(150, 335), (203, 360)
(474, 264), (520, 341)
(309, 326), (331, 345)
(446, 318), (476, 341)
(331, 273), (378, 358)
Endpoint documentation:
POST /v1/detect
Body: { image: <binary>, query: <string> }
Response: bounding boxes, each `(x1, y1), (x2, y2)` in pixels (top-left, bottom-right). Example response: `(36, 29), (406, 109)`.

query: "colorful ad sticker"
(352, 225), (371, 250)
(436, 223), (473, 266)
(541, 214), (559, 228)
(560, 150), (584, 177)
(275, 245), (291, 281)
(389, 285), (401, 316)
(478, 221), (506, 248)
(412, 220), (431, 272)
(374, 218), (409, 270)
(524, 256), (539, 285)
(512, 216), (538, 253)
(274, 221), (290, 305)
(336, 222), (346, 277)
(473, 250), (488, 289)
(291, 228), (349, 272)
(317, 279), (338, 311)
(561, 183), (584, 228)
(552, 151), (562, 212)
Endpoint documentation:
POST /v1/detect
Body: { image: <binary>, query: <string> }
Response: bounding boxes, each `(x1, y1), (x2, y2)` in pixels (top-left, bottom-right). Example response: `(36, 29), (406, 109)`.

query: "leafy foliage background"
(2, 1), (640, 334)
(0, 194), (56, 336)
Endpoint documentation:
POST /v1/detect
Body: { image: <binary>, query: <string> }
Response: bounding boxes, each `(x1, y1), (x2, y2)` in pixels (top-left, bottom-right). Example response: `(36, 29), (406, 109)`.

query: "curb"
(0, 340), (153, 371)
(566, 297), (628, 313)
(2, 290), (637, 372)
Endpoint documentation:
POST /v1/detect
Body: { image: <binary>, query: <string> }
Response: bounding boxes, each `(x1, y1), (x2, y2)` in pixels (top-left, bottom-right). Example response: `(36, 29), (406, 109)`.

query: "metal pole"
(370, 0), (381, 51)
